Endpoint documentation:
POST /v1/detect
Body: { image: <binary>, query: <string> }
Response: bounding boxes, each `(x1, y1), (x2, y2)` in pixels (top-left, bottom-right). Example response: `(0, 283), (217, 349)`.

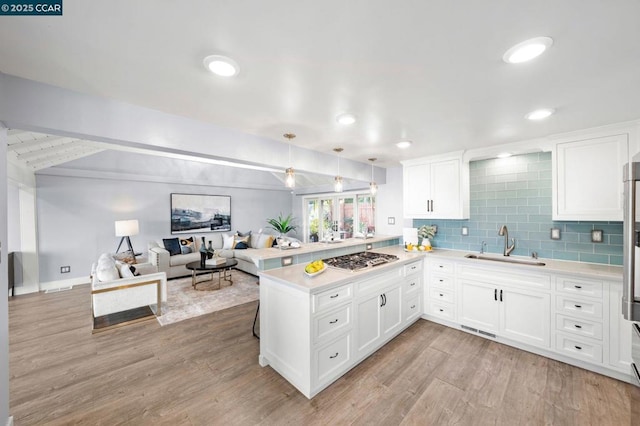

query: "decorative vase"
(207, 241), (215, 259)
(423, 238), (432, 248)
(199, 237), (207, 266)
(418, 237), (423, 247)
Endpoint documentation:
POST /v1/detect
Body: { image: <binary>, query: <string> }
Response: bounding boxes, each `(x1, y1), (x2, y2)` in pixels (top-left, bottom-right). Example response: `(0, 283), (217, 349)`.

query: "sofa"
(148, 231), (279, 279)
(91, 253), (168, 328)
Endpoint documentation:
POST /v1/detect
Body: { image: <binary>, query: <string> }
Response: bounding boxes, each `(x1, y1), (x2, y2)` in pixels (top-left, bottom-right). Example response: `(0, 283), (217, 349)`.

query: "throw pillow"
(233, 235), (250, 249)
(256, 234), (274, 248)
(234, 241), (248, 249)
(237, 230), (252, 247)
(163, 238), (181, 256)
(117, 262), (135, 278)
(180, 246), (192, 254)
(222, 233), (235, 250)
(179, 236), (196, 253)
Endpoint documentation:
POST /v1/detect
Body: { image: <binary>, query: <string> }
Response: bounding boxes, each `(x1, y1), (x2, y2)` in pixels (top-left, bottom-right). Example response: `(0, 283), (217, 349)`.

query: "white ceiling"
(1, 1), (640, 167)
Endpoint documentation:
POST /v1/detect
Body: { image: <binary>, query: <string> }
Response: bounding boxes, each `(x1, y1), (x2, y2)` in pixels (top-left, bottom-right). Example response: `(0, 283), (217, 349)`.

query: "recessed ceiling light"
(503, 37), (553, 64)
(396, 140), (412, 149)
(336, 113), (356, 125)
(203, 55), (239, 77)
(525, 108), (555, 120)
(497, 152), (512, 159)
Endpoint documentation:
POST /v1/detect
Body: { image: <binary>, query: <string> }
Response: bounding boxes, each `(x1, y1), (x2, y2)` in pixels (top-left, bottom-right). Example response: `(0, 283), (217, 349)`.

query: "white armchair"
(91, 253), (167, 331)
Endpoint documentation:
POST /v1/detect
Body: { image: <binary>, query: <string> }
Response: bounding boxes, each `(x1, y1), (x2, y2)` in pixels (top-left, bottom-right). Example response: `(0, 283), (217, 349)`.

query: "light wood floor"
(9, 284), (636, 425)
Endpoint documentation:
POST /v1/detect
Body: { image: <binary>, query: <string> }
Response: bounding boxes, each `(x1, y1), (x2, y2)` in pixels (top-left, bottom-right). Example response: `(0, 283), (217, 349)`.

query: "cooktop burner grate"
(323, 252), (399, 271)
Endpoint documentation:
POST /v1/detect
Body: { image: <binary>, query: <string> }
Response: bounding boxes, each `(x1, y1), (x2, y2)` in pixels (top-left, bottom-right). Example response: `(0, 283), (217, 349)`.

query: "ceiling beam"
(8, 134), (67, 150)
(16, 140), (93, 162)
(27, 147), (105, 170)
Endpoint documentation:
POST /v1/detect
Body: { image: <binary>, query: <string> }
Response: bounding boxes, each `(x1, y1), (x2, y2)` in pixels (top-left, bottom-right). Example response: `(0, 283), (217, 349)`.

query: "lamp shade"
(115, 219), (139, 237)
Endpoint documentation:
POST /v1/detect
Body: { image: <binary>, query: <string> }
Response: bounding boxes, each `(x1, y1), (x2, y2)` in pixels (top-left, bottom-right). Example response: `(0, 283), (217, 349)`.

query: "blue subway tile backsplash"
(414, 152), (623, 265)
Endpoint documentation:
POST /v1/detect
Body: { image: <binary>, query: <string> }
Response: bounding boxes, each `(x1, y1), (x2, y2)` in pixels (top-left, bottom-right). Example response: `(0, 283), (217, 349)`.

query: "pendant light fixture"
(369, 158), (378, 195)
(283, 133), (296, 188)
(333, 147), (344, 192)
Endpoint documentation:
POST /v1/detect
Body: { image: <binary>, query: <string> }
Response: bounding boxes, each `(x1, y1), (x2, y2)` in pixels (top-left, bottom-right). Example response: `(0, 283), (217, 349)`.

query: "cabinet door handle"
(574, 346), (582, 350)
(329, 319), (339, 324)
(411, 304), (416, 309)
(574, 285), (582, 289)
(431, 200), (434, 212)
(500, 289), (503, 302)
(574, 324), (582, 329)
(410, 282), (416, 287)
(574, 304), (582, 308)
(330, 294), (340, 299)
(380, 295), (384, 307)
(426, 201), (430, 212)
(329, 352), (339, 359)
(494, 289), (497, 301)
(383, 294), (387, 306)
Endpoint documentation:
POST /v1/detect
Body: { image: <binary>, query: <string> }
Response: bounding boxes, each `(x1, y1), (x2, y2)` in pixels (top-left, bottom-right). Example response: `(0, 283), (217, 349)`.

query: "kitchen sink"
(465, 254), (546, 266)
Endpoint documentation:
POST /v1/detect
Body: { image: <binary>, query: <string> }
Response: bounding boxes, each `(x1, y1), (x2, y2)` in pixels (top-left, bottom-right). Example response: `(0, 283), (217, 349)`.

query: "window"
(303, 192), (375, 242)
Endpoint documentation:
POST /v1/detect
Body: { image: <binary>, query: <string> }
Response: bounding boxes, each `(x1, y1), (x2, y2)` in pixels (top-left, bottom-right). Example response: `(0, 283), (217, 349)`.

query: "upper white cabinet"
(402, 152), (469, 219)
(553, 133), (629, 221)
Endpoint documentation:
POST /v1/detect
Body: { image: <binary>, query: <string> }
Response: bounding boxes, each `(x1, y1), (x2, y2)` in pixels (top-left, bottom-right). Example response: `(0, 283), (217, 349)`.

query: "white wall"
(374, 166), (404, 237)
(1, 127), (11, 426)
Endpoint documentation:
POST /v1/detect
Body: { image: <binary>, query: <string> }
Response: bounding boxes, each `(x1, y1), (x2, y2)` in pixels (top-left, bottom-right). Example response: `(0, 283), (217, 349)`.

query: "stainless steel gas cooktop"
(323, 251), (399, 272)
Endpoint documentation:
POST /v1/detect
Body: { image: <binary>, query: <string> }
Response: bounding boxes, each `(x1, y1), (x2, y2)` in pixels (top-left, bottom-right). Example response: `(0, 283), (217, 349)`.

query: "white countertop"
(248, 234), (400, 260)
(258, 246), (623, 293)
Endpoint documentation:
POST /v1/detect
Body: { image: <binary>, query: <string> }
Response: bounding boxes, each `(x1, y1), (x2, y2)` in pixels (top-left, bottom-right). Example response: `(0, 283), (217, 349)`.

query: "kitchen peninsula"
(258, 245), (423, 398)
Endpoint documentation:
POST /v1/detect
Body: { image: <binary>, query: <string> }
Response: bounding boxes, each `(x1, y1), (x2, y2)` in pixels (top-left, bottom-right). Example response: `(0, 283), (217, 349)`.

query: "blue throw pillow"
(163, 238), (181, 256)
(234, 241), (248, 250)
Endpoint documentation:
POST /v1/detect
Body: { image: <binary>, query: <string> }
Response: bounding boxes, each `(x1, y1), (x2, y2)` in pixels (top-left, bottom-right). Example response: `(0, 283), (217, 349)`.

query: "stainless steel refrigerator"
(622, 162), (640, 419)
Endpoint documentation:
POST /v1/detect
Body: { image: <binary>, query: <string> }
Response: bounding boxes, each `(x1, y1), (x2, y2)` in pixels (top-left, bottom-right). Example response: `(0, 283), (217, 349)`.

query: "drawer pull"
(329, 352), (339, 359)
(574, 346), (582, 350)
(410, 282), (416, 287)
(411, 266), (417, 270)
(330, 294), (340, 299)
(439, 265), (444, 268)
(439, 293), (444, 297)
(574, 285), (582, 289)
(574, 304), (582, 308)
(439, 309), (444, 312)
(439, 279), (444, 282)
(410, 304), (416, 309)
(574, 324), (582, 329)
(329, 319), (339, 324)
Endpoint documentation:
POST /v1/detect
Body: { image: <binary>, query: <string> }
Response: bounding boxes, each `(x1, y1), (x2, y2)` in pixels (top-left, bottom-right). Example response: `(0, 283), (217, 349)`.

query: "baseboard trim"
(7, 415), (14, 426)
(14, 277), (90, 295)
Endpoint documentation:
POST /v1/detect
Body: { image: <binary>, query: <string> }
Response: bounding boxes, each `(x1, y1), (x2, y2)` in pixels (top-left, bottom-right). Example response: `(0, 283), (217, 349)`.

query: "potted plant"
(267, 213), (298, 247)
(417, 225), (437, 247)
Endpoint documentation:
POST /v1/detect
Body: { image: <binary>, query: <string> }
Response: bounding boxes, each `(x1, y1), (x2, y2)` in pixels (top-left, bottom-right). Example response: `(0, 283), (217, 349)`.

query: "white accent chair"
(91, 253), (167, 330)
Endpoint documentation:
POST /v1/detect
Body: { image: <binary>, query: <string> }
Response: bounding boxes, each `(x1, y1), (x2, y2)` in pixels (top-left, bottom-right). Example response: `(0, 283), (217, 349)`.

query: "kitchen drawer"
(429, 260), (455, 275)
(404, 261), (423, 277)
(403, 276), (421, 295)
(555, 332), (603, 364)
(427, 301), (456, 321)
(404, 293), (421, 322)
(429, 287), (454, 304)
(313, 284), (352, 313)
(430, 274), (455, 291)
(354, 268), (402, 297)
(555, 295), (603, 320)
(315, 305), (351, 343)
(556, 314), (603, 341)
(316, 333), (351, 384)
(556, 277), (603, 299)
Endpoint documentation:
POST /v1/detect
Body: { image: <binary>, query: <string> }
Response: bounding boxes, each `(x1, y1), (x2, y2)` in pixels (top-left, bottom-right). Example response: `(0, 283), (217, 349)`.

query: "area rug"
(152, 269), (259, 326)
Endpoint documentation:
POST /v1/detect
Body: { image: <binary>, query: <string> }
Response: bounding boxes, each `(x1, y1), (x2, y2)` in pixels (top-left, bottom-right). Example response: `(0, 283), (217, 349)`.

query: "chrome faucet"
(498, 225), (515, 256)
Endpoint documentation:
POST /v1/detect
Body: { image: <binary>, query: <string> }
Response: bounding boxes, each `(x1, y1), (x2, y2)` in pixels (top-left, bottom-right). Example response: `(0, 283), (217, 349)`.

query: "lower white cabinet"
(260, 259), (423, 399)
(458, 279), (551, 347)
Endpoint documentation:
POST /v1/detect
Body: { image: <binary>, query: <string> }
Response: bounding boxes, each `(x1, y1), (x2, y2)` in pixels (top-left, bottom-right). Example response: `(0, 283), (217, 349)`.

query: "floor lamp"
(115, 219), (139, 260)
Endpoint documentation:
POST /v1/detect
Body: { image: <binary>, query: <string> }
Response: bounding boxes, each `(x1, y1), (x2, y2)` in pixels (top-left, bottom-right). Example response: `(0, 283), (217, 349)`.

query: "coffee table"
(185, 259), (238, 290)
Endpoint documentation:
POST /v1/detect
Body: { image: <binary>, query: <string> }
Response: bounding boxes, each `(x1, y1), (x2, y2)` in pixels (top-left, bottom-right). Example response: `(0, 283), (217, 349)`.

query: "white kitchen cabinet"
(609, 281), (632, 371)
(458, 279), (550, 347)
(402, 152), (469, 219)
(553, 133), (628, 221)
(355, 282), (402, 358)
